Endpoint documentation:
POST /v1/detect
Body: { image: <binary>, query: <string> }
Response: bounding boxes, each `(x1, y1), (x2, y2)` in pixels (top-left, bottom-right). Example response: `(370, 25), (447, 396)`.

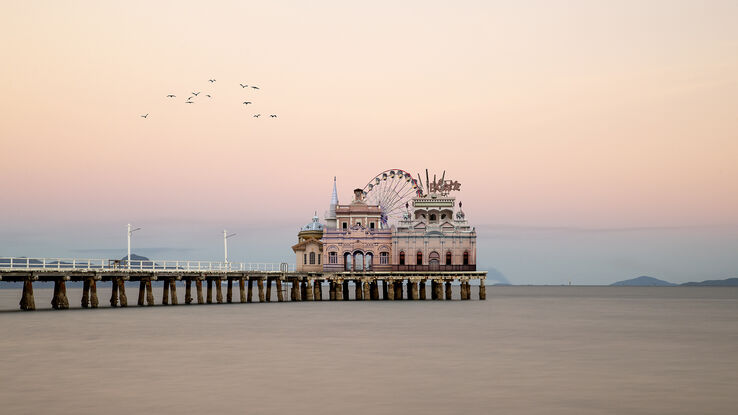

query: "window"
(309, 252), (315, 264)
(463, 251), (469, 265)
(342, 222), (347, 229)
(370, 222), (375, 229)
(329, 252), (338, 264)
(318, 254), (321, 264)
(446, 251), (452, 265)
(441, 214), (446, 220)
(416, 251), (423, 265)
(399, 251), (405, 265)
(356, 221), (361, 226)
(430, 214), (436, 222)
(380, 252), (389, 265)
(303, 253), (307, 264)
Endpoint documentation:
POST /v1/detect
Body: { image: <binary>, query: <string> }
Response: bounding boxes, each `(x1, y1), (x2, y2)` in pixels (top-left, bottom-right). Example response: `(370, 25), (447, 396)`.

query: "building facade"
(293, 175), (477, 272)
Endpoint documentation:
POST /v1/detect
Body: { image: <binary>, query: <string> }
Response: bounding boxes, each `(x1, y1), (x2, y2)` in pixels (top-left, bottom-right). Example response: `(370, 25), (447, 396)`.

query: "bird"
(208, 79), (216, 83)
(205, 94), (211, 98)
(185, 101), (194, 104)
(251, 86), (259, 90)
(140, 114), (148, 118)
(243, 101), (252, 105)
(253, 114), (261, 118)
(192, 92), (200, 96)
(269, 114), (277, 118)
(166, 94), (176, 98)
(187, 96), (194, 100)
(239, 83), (248, 88)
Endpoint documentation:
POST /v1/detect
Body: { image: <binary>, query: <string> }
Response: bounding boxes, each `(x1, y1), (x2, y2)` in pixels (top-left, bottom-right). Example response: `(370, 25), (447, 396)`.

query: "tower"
(325, 176), (339, 229)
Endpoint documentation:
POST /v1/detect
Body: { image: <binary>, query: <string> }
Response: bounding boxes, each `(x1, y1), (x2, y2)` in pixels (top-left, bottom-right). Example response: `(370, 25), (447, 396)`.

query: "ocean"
(1, 285), (736, 414)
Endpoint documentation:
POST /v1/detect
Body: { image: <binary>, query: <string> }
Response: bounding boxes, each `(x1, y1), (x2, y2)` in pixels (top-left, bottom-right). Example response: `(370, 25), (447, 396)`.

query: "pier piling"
(479, 280), (486, 300)
(215, 278), (224, 303)
(162, 279), (170, 305)
(109, 278), (119, 307)
(227, 279), (233, 303)
(239, 278), (246, 303)
(20, 279), (35, 311)
(265, 278), (272, 302)
(445, 281), (452, 300)
(145, 278), (153, 305)
(185, 278), (193, 304)
(276, 278), (284, 302)
(195, 278), (204, 304)
(169, 279), (178, 305)
(82, 278), (90, 308)
(257, 278), (265, 302)
(247, 278), (253, 302)
(137, 280), (145, 306)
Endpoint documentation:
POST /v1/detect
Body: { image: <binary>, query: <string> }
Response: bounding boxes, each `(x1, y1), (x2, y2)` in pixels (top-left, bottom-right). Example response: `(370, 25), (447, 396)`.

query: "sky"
(1, 1), (737, 284)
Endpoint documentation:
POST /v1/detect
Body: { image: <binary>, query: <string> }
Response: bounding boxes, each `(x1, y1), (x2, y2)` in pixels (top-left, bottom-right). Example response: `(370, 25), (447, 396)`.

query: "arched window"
(399, 251), (405, 265)
(380, 252), (389, 264)
(430, 214), (436, 222)
(463, 251), (469, 265)
(309, 252), (315, 264)
(329, 251), (338, 264)
(303, 253), (307, 264)
(416, 251), (423, 265)
(446, 251), (452, 265)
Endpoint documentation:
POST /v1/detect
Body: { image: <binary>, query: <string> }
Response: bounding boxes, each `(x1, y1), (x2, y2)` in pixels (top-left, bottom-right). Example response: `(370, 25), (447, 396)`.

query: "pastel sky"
(1, 1), (737, 284)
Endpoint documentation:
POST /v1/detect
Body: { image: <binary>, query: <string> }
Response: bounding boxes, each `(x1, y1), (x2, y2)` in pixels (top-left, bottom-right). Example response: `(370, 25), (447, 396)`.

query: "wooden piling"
(431, 280), (437, 300)
(355, 280), (363, 300)
(362, 280), (370, 300)
(195, 278), (204, 304)
(314, 280), (322, 300)
(301, 280), (308, 301)
(257, 278), (265, 302)
(169, 279), (178, 305)
(82, 278), (91, 308)
(145, 278), (153, 306)
(410, 280), (418, 300)
(185, 278), (193, 304)
(395, 281), (403, 300)
(445, 281), (452, 300)
(334, 280), (342, 300)
(20, 279), (35, 311)
(342, 281), (349, 301)
(329, 281), (335, 301)
(387, 280), (395, 300)
(137, 280), (145, 306)
(162, 279), (170, 305)
(419, 280), (426, 300)
(479, 279), (486, 300)
(240, 277), (247, 303)
(265, 278), (272, 302)
(215, 278), (224, 303)
(291, 278), (299, 301)
(306, 280), (314, 301)
(118, 278), (128, 307)
(227, 279), (234, 303)
(276, 279), (284, 302)
(247, 278), (253, 302)
(382, 280), (389, 300)
(110, 277), (119, 307)
(434, 280), (442, 300)
(206, 279), (213, 304)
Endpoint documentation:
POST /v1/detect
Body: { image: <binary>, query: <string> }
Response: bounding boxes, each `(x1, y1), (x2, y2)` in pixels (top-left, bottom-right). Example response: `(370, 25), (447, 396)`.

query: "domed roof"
(301, 214), (324, 231)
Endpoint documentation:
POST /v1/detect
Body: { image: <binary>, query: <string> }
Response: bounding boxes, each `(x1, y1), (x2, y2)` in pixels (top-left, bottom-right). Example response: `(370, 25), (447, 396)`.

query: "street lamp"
(223, 230), (237, 269)
(127, 223), (142, 270)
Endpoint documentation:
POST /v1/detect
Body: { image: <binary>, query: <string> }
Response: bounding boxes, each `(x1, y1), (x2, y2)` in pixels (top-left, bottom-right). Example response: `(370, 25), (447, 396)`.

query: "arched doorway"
(344, 252), (352, 271)
(353, 251), (364, 271)
(429, 251), (440, 271)
(365, 252), (373, 271)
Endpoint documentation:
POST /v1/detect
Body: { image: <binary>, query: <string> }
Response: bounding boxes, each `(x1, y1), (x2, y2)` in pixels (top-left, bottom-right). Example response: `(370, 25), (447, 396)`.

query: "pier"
(0, 257), (486, 310)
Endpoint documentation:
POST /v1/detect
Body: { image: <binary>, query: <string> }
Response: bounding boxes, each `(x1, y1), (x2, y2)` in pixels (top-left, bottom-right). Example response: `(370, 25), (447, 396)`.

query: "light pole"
(127, 223), (142, 270)
(223, 230), (236, 269)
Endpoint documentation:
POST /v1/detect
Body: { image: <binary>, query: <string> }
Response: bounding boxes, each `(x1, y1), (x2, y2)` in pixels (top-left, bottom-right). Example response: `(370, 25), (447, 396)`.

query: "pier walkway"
(0, 257), (486, 310)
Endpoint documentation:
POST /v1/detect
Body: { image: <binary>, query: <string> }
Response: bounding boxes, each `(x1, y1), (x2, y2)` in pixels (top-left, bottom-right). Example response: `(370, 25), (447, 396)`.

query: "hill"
(611, 276), (676, 286)
(680, 277), (738, 286)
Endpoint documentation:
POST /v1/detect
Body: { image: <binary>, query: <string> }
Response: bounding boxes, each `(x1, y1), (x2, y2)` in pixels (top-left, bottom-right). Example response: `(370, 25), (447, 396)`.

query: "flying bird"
(253, 114), (261, 118)
(140, 114), (148, 118)
(192, 92), (200, 96)
(187, 96), (194, 100)
(185, 101), (195, 104)
(208, 79), (216, 83)
(166, 94), (176, 98)
(243, 101), (252, 105)
(251, 86), (259, 90)
(239, 84), (248, 88)
(269, 114), (277, 118)
(205, 94), (211, 98)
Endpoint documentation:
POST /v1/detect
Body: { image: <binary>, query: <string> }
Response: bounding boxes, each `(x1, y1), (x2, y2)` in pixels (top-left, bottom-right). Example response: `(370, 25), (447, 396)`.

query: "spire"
(330, 176), (338, 206)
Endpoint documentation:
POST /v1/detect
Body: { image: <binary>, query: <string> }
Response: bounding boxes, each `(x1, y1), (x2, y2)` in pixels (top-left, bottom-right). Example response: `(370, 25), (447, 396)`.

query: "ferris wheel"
(362, 169), (423, 228)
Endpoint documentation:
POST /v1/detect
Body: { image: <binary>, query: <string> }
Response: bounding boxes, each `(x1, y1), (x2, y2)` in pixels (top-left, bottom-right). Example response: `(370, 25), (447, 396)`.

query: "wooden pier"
(1, 270), (486, 310)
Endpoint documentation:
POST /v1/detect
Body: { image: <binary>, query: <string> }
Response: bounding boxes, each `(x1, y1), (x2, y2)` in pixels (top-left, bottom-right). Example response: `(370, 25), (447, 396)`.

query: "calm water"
(1, 286), (737, 414)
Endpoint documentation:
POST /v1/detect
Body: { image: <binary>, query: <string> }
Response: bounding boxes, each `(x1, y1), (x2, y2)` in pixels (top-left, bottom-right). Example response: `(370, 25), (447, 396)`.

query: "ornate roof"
(301, 213), (324, 231)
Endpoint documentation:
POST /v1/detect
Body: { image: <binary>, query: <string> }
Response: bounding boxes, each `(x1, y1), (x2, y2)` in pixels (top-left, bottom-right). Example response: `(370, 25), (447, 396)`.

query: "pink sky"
(1, 1), (737, 283)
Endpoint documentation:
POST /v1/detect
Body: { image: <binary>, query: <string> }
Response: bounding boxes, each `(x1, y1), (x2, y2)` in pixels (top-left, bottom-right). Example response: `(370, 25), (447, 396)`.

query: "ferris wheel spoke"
(384, 185), (415, 214)
(382, 180), (409, 214)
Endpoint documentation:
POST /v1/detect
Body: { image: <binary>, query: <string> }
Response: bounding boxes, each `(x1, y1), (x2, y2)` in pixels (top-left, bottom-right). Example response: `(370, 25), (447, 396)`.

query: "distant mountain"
(121, 254), (150, 261)
(611, 276), (677, 286)
(680, 278), (738, 286)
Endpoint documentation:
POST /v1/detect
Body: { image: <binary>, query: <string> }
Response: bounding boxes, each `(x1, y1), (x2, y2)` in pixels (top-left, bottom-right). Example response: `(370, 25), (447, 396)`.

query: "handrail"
(0, 257), (295, 272)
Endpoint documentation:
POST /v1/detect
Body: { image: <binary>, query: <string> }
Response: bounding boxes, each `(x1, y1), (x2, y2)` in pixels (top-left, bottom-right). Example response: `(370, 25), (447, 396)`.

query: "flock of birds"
(140, 78), (277, 119)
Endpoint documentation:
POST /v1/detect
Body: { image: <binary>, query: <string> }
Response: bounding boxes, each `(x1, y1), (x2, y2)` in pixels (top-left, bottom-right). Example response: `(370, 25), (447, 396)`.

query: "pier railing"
(0, 257), (294, 273)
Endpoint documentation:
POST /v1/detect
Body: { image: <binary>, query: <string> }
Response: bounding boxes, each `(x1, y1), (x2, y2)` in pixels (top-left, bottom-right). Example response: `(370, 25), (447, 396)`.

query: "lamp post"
(127, 223), (141, 270)
(223, 230), (237, 269)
